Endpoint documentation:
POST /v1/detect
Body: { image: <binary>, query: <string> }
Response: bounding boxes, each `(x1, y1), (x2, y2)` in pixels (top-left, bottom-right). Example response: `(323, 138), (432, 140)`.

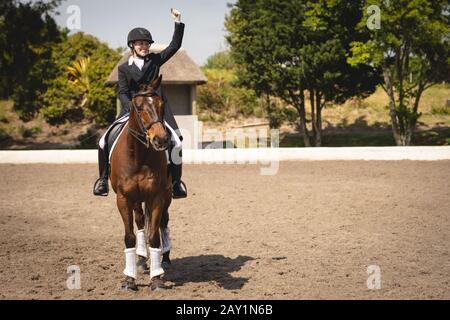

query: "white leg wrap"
(123, 248), (137, 279)
(160, 227), (172, 254)
(136, 229), (148, 258)
(149, 247), (165, 279)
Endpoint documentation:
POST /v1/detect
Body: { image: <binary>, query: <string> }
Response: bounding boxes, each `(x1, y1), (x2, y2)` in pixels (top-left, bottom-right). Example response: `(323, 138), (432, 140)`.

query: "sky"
(45, 0), (235, 66)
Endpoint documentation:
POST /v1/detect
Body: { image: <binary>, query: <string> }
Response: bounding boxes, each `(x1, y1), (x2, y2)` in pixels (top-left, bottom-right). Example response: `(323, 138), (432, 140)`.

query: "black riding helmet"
(127, 27), (154, 48)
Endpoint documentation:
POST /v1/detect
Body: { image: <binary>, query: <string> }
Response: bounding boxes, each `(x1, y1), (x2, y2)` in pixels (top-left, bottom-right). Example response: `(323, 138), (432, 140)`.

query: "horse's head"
(131, 75), (169, 151)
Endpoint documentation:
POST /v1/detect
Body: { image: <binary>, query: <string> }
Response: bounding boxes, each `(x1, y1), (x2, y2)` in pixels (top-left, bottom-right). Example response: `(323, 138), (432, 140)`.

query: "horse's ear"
(151, 75), (162, 90)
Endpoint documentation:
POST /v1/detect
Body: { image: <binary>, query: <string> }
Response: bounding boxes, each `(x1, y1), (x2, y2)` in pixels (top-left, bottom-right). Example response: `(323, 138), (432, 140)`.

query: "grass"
(431, 105), (450, 116)
(322, 84), (450, 128)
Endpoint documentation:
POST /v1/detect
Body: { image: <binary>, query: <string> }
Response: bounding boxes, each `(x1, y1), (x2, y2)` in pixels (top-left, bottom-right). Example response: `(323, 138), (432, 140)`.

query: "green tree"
(348, 0), (450, 145)
(41, 32), (121, 125)
(203, 51), (236, 69)
(226, 0), (380, 146)
(0, 0), (63, 120)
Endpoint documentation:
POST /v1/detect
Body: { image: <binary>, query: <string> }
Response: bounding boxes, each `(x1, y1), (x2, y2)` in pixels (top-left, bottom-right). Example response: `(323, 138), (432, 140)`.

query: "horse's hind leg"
(117, 194), (138, 291)
(134, 202), (149, 273)
(160, 208), (172, 269)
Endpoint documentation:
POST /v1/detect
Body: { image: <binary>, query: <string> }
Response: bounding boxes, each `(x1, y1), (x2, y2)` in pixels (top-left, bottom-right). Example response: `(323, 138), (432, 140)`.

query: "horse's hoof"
(121, 276), (138, 291)
(149, 277), (167, 292)
(137, 256), (149, 273)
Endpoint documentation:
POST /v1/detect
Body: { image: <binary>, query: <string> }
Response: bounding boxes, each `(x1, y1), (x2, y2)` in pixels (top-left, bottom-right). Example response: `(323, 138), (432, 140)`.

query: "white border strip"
(0, 146), (449, 164)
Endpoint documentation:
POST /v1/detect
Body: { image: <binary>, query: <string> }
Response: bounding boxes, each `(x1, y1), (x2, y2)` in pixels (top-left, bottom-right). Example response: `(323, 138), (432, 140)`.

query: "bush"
(198, 51), (296, 127)
(197, 68), (263, 121)
(77, 127), (100, 149)
(266, 99), (298, 129)
(20, 126), (42, 138)
(231, 87), (260, 117)
(0, 110), (9, 123)
(0, 127), (12, 145)
(41, 32), (120, 126)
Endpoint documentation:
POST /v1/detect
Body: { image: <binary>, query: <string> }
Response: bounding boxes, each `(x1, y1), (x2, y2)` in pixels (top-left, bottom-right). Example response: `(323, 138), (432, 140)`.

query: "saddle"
(103, 114), (180, 163)
(104, 116), (129, 161)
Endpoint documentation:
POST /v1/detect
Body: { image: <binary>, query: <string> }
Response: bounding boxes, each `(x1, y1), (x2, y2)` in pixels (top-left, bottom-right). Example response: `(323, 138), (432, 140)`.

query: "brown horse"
(110, 75), (172, 291)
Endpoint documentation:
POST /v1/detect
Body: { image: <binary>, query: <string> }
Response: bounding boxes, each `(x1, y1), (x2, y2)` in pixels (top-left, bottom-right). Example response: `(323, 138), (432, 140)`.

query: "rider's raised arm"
(118, 65), (132, 113)
(157, 8), (185, 66)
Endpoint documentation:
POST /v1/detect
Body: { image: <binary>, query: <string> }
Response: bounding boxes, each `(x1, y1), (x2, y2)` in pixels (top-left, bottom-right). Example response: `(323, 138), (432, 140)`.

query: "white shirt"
(128, 56), (145, 71)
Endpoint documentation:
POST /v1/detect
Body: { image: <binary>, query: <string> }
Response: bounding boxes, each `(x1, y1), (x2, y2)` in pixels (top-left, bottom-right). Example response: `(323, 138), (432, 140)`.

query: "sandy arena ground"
(0, 161), (449, 300)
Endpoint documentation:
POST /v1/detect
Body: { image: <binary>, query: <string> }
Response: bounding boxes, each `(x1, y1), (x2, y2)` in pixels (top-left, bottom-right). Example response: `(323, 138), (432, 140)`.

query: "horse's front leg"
(117, 194), (138, 291)
(133, 202), (149, 273)
(146, 199), (166, 291)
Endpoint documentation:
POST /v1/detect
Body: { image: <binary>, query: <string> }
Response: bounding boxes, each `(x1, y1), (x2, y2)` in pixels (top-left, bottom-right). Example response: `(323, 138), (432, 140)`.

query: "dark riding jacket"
(117, 22), (185, 132)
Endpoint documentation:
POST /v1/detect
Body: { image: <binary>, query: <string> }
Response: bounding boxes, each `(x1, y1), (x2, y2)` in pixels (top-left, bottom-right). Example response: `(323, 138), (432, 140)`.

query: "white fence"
(0, 146), (450, 164)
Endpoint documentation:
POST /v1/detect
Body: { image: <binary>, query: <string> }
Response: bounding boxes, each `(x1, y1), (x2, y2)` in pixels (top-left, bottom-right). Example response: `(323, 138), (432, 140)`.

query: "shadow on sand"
(162, 254), (254, 290)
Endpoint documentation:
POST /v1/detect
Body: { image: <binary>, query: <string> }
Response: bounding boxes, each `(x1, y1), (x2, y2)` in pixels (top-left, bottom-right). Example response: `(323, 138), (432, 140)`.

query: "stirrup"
(172, 180), (187, 199)
(93, 178), (109, 196)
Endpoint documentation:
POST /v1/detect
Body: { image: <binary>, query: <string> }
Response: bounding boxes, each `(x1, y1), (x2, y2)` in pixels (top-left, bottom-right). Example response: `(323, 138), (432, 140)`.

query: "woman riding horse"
(93, 8), (187, 199)
(111, 77), (172, 291)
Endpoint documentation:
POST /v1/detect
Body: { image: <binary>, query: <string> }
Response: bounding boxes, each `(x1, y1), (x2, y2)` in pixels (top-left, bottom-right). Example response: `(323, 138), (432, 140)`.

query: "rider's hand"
(171, 8), (181, 23)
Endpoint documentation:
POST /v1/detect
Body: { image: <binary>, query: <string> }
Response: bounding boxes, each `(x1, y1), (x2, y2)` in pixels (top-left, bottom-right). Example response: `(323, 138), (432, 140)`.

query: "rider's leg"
(168, 137), (187, 199)
(163, 100), (187, 199)
(93, 113), (130, 197)
(93, 136), (110, 196)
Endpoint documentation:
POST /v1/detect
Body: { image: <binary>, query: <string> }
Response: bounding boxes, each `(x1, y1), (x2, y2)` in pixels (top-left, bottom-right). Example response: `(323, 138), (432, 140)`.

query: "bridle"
(128, 90), (166, 149)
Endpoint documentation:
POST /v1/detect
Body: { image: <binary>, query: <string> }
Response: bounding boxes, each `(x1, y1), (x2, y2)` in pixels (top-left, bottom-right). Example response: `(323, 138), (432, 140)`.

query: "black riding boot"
(171, 163), (187, 199)
(93, 148), (109, 196)
(168, 143), (187, 199)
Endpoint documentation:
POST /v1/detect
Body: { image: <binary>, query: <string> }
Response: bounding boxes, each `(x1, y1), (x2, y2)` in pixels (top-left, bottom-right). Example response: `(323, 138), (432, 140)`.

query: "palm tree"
(67, 57), (90, 108)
